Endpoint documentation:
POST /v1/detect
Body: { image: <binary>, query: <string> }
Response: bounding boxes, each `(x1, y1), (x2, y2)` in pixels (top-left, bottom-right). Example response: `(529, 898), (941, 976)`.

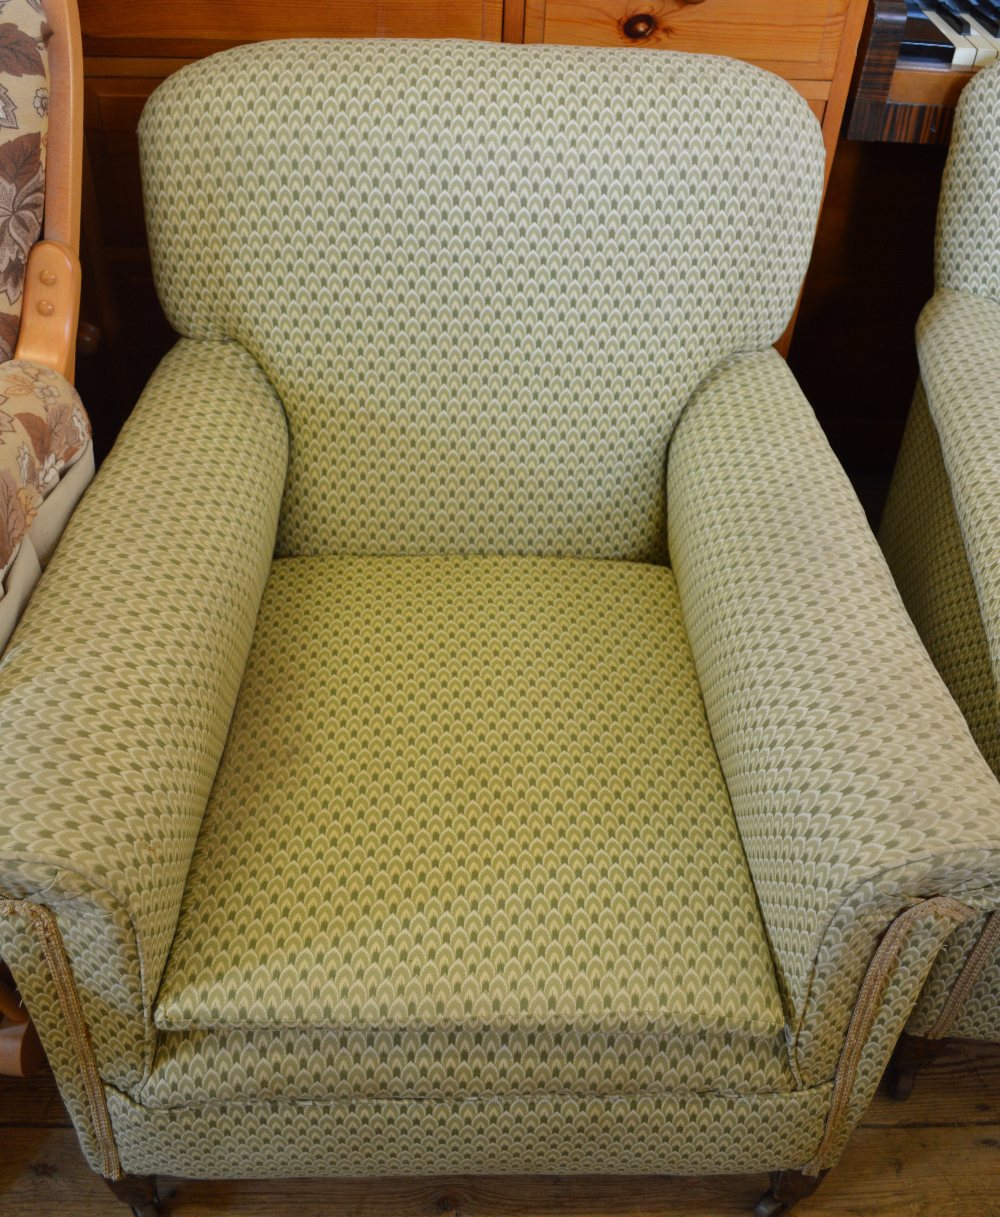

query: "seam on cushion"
(118, 1080), (831, 1115)
(152, 1008), (787, 1037)
(0, 897), (123, 1179)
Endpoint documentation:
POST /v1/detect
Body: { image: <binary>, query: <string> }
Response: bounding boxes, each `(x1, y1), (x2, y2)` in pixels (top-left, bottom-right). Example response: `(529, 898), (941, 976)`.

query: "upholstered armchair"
(1, 40), (998, 1217)
(880, 61), (1000, 1097)
(0, 0), (90, 657)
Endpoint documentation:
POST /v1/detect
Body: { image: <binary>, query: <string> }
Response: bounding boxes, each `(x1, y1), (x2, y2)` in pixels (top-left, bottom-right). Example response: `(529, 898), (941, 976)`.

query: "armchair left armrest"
(667, 349), (1000, 1111)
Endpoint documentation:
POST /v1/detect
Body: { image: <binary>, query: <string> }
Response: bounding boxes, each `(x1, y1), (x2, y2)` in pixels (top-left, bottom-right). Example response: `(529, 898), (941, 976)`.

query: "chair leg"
(752, 1169), (827, 1217)
(886, 1032), (945, 1100)
(105, 1175), (163, 1216)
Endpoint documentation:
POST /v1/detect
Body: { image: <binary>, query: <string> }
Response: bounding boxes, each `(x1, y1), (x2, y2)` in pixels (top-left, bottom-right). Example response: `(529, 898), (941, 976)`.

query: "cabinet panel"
(79, 1), (504, 54)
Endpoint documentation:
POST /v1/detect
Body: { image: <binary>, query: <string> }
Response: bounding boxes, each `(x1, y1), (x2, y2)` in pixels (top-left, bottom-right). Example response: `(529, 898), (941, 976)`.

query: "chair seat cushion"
(155, 555), (785, 1092)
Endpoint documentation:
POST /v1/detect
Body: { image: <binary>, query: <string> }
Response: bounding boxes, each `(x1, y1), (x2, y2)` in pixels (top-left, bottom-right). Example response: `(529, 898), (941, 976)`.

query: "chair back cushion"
(140, 40), (824, 560)
(937, 61), (1000, 301)
(0, 0), (49, 361)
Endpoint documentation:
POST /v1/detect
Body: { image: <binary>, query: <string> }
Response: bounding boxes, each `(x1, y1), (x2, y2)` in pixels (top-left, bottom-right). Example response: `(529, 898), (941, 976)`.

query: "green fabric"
(937, 61), (1000, 302)
(0, 903), (107, 1173)
(156, 555), (783, 1041)
(667, 347), (1000, 1086)
(4, 38), (995, 1186)
(138, 39), (824, 562)
(880, 70), (1000, 1042)
(815, 899), (976, 1168)
(880, 384), (999, 775)
(140, 1020), (796, 1108)
(107, 1088), (832, 1179)
(0, 338), (288, 1088)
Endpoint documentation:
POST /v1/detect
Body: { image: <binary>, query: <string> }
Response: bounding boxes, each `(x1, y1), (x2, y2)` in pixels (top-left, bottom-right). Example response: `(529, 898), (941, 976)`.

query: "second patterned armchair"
(880, 61), (1000, 1097)
(1, 39), (999, 1217)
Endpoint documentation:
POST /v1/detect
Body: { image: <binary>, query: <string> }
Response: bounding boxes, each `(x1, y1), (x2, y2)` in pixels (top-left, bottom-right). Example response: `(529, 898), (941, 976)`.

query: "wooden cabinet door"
(80, 0), (504, 55)
(524, 0), (850, 81)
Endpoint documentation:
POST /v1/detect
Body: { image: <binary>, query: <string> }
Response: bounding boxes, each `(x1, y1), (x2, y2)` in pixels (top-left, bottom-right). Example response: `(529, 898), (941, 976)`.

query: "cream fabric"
(155, 554), (783, 1041)
(2, 40), (996, 1187)
(0, 339), (289, 1091)
(880, 63), (1000, 1044)
(139, 39), (824, 562)
(0, 530), (37, 651)
(668, 348), (1000, 1084)
(27, 437), (95, 569)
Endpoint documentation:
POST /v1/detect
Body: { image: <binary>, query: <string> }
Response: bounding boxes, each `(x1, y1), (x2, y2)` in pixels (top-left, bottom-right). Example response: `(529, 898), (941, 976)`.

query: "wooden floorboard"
(1, 1040), (998, 1216)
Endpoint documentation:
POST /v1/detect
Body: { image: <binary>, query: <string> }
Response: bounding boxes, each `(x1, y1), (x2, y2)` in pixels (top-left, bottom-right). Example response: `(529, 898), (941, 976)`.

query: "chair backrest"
(937, 62), (1000, 301)
(0, 0), (51, 362)
(140, 40), (824, 562)
(0, 0), (88, 658)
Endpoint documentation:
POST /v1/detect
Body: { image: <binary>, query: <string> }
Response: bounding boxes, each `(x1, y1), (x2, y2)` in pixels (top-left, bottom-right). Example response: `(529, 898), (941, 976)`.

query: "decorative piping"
(804, 896), (972, 1175)
(927, 909), (1000, 1039)
(0, 898), (122, 1178)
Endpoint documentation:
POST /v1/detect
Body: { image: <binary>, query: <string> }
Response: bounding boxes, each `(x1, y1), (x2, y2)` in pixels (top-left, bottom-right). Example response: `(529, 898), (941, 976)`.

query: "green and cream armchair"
(1, 40), (999, 1217)
(880, 62), (1000, 1097)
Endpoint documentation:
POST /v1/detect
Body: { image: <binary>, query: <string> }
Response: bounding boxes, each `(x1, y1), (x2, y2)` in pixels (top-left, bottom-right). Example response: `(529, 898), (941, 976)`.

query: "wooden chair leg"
(886, 1032), (945, 1100)
(752, 1169), (827, 1216)
(0, 973), (45, 1078)
(105, 1175), (163, 1216)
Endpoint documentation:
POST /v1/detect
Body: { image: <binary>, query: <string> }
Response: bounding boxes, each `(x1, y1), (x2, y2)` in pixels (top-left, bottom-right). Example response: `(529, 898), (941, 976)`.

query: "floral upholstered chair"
(1, 39), (999, 1217)
(880, 61), (1000, 1098)
(0, 0), (90, 1079)
(0, 0), (91, 657)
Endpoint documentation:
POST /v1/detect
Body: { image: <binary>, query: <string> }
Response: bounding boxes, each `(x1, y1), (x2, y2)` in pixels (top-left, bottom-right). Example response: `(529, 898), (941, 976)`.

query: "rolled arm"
(913, 289), (1000, 699)
(667, 348), (1000, 1085)
(0, 338), (287, 1094)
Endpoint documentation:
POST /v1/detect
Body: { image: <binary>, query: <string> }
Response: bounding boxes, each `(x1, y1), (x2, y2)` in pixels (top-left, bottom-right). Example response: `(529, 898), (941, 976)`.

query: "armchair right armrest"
(667, 349), (1000, 1104)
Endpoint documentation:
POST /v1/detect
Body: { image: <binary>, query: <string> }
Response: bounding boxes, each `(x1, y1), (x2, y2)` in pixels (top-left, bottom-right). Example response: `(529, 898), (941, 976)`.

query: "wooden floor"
(1, 1041), (998, 1216)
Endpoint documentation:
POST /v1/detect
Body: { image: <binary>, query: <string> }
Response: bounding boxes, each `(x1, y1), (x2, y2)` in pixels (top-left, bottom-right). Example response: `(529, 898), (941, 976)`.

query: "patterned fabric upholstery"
(669, 347), (1000, 1083)
(139, 39), (824, 562)
(0, 358), (90, 589)
(154, 555), (784, 1043)
(937, 61), (1000, 300)
(0, 339), (288, 1092)
(0, 2), (93, 648)
(107, 1088), (833, 1180)
(3, 40), (1000, 1188)
(880, 384), (999, 776)
(880, 62), (1000, 1044)
(0, 0), (49, 362)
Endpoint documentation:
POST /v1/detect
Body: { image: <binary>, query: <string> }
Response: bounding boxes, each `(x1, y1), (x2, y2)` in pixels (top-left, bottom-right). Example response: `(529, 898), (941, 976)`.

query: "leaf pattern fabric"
(3, 39), (999, 1189)
(155, 555), (785, 1038)
(0, 358), (89, 589)
(667, 347), (1000, 1086)
(880, 62), (1000, 1046)
(0, 0), (48, 361)
(139, 39), (824, 561)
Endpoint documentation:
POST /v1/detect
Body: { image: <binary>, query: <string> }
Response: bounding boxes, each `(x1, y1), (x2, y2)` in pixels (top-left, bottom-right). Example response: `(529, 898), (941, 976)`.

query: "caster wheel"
(887, 1064), (917, 1101)
(889, 1072), (916, 1101)
(107, 1177), (163, 1216)
(753, 1192), (788, 1217)
(130, 1195), (163, 1217)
